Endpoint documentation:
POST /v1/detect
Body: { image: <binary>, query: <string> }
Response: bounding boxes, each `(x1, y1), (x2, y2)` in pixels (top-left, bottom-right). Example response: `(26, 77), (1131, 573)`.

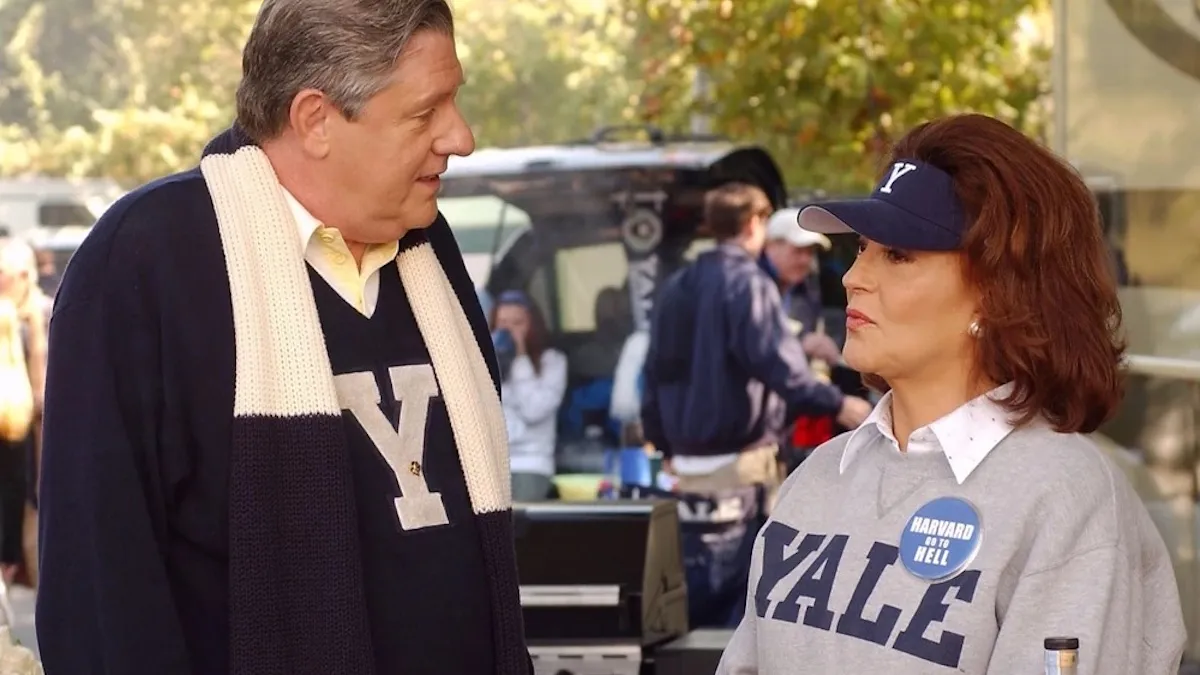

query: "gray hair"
(235, 0), (455, 142)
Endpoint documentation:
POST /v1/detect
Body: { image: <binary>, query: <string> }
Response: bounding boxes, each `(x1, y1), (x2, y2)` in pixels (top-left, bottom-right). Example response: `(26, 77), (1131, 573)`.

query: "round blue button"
(898, 497), (982, 582)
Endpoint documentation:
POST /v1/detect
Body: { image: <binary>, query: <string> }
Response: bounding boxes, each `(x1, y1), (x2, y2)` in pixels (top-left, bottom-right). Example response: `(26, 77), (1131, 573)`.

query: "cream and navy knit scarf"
(199, 138), (527, 675)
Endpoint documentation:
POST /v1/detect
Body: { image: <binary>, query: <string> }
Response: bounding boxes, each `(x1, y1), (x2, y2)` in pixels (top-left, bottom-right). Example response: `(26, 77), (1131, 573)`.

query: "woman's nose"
(843, 255), (868, 294)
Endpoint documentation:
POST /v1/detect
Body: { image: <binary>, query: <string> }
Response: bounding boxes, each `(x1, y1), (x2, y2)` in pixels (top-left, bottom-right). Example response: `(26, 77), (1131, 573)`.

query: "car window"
(554, 242), (628, 333)
(438, 195), (531, 287)
(38, 201), (94, 227)
(550, 236), (720, 335)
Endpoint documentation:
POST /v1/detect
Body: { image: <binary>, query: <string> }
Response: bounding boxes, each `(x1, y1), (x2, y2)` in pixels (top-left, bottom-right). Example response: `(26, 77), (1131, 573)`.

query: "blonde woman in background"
(0, 239), (49, 587)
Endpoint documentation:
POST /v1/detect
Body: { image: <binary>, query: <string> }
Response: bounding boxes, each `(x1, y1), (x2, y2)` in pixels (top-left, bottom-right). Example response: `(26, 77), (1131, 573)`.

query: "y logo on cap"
(880, 162), (918, 194)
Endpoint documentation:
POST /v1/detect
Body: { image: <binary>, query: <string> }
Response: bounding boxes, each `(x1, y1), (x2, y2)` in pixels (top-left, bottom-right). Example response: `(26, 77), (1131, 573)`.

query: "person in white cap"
(761, 208), (841, 365)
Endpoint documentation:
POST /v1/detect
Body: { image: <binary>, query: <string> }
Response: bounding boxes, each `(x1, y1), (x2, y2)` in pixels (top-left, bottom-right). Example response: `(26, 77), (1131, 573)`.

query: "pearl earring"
(968, 320), (982, 338)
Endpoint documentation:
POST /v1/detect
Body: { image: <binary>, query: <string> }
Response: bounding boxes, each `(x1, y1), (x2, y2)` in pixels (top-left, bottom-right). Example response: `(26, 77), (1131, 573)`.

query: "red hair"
(489, 294), (550, 374)
(872, 114), (1125, 434)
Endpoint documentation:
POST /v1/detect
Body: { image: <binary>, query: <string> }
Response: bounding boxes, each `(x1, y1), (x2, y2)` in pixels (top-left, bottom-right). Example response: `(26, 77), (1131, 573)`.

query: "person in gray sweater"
(718, 113), (1187, 675)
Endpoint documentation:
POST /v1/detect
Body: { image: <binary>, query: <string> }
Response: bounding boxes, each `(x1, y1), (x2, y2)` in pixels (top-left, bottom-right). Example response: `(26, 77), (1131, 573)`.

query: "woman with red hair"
(718, 114), (1185, 674)
(490, 290), (567, 501)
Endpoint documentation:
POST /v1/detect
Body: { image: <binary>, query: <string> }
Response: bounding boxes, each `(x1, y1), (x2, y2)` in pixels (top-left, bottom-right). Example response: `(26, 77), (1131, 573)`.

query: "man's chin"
(359, 216), (436, 244)
(397, 201), (441, 232)
(411, 207), (441, 230)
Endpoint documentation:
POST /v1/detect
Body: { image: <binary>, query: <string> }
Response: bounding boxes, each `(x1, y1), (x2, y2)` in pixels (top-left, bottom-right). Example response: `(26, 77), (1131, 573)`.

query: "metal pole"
(690, 68), (711, 135)
(1051, 0), (1069, 156)
(860, 0), (877, 155)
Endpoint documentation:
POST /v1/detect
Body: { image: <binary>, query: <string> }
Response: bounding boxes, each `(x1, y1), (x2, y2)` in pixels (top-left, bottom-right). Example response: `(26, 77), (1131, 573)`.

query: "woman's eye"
(856, 238), (911, 263)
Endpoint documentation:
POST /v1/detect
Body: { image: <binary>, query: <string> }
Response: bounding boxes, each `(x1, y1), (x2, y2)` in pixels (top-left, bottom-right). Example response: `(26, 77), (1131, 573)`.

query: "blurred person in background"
(760, 209), (846, 471)
(0, 301), (34, 591)
(760, 208), (839, 364)
(642, 183), (870, 504)
(0, 241), (49, 408)
(641, 182), (871, 628)
(0, 239), (48, 588)
(490, 290), (567, 501)
(570, 285), (633, 378)
(34, 247), (60, 298)
(719, 114), (1185, 675)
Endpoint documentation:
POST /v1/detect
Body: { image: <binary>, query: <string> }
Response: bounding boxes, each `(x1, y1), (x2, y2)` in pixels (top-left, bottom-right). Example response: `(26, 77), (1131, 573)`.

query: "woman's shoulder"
(804, 431), (856, 468)
(986, 424), (1154, 562)
(992, 424), (1122, 500)
(540, 348), (568, 366)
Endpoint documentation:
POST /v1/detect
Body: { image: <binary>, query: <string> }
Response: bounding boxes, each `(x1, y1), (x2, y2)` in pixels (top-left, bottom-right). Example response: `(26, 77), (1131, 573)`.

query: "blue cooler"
(602, 447), (653, 489)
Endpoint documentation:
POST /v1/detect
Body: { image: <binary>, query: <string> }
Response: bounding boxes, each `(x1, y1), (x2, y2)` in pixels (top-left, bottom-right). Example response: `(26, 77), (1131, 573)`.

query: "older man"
(36, 2), (528, 675)
(760, 208), (841, 364)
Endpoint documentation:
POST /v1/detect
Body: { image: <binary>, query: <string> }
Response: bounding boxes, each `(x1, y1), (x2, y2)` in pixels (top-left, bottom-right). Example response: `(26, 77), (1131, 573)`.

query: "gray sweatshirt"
(717, 422), (1186, 674)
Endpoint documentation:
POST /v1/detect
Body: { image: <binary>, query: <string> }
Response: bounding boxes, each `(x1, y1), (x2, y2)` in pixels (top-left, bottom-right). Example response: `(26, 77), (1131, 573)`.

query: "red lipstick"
(846, 309), (874, 331)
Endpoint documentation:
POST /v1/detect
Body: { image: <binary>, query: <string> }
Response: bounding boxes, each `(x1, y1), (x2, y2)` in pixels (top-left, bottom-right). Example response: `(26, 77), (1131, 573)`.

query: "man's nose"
(436, 106), (476, 157)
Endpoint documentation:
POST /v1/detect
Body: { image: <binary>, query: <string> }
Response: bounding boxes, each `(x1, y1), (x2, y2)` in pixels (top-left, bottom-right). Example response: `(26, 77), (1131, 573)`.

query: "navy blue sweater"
(641, 243), (843, 457)
(311, 263), (495, 673)
(36, 166), (513, 673)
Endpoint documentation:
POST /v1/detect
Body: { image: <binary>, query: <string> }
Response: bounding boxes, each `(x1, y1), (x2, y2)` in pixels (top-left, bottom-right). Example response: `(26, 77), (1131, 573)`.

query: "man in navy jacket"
(643, 182), (870, 491)
(641, 183), (871, 627)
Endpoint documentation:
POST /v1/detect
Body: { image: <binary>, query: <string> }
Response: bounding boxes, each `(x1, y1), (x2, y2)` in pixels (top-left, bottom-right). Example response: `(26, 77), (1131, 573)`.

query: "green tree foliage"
(622, 0), (1051, 193)
(0, 0), (253, 184)
(0, 0), (637, 185)
(1, 0), (1049, 194)
(452, 0), (639, 146)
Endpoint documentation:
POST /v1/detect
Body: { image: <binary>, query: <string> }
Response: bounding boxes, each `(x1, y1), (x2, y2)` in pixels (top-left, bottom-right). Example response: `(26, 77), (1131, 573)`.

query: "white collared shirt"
(281, 188), (399, 318)
(839, 383), (1017, 484)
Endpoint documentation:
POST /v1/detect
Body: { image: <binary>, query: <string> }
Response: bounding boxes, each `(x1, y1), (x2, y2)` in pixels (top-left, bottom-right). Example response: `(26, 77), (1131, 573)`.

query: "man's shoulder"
(669, 248), (759, 292)
(73, 167), (210, 254)
(707, 249), (772, 289)
(92, 167), (211, 240)
(720, 258), (781, 314)
(55, 168), (220, 313)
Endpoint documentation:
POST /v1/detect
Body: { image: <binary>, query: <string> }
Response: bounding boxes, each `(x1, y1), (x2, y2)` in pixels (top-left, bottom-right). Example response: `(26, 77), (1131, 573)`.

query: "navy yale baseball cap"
(797, 159), (966, 251)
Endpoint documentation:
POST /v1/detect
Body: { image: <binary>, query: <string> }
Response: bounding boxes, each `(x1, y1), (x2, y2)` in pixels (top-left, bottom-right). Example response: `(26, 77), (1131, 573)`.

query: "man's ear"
(288, 88), (333, 159)
(743, 214), (763, 237)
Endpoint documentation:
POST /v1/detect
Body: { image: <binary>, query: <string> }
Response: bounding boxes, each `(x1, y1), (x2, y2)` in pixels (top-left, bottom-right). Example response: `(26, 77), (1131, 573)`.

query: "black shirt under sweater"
(308, 261), (495, 674)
